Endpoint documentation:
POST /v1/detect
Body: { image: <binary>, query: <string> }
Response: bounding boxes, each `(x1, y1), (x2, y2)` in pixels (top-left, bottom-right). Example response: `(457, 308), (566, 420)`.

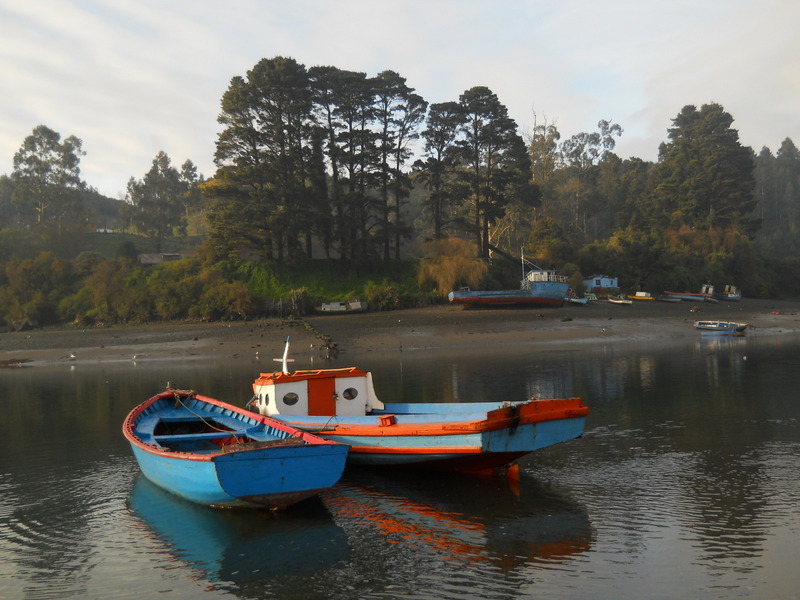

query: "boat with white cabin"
(245, 338), (589, 475)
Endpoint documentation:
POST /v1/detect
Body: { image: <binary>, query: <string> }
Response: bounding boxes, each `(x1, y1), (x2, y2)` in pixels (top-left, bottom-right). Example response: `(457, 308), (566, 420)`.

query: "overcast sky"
(2, 0), (798, 199)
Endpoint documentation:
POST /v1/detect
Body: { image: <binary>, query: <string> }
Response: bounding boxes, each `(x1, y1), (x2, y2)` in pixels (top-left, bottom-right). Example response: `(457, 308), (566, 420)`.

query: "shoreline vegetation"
(2, 298), (800, 369)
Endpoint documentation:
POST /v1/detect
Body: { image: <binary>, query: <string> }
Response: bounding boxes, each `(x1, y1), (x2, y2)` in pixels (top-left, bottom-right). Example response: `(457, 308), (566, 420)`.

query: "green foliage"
(237, 262), (293, 297)
(363, 280), (403, 311)
(190, 279), (260, 321)
(650, 103), (756, 232)
(526, 218), (575, 265)
(126, 151), (192, 251)
(1, 252), (78, 326)
(4, 93), (800, 309)
(115, 239), (139, 261)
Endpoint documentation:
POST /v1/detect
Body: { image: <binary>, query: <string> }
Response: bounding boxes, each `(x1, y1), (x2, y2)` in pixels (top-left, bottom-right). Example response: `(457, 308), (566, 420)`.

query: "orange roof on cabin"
(254, 366), (369, 385)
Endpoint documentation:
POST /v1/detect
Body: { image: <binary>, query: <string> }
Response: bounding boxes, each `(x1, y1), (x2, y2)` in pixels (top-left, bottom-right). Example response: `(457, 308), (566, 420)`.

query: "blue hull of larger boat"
(448, 282), (569, 307)
(272, 399), (589, 472)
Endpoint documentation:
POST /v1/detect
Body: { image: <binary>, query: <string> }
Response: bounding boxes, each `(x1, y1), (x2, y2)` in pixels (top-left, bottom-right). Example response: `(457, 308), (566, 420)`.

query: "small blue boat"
(123, 389), (349, 509)
(694, 320), (748, 336)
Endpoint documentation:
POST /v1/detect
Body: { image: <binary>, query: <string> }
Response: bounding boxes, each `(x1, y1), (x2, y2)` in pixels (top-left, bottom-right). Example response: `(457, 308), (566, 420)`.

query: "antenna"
(273, 336), (295, 374)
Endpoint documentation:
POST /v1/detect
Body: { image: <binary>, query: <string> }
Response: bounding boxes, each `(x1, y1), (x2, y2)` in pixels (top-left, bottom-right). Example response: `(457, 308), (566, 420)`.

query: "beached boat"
(447, 254), (569, 308)
(246, 339), (589, 474)
(626, 292), (655, 301)
(716, 285), (743, 301)
(608, 295), (632, 305)
(663, 290), (718, 303)
(701, 283), (743, 302)
(567, 290), (589, 305)
(123, 389), (349, 508)
(314, 298), (368, 314)
(694, 320), (748, 335)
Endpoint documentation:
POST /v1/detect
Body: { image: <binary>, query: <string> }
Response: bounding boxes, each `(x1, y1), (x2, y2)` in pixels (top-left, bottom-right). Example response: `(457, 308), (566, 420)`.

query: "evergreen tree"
(457, 86), (531, 258)
(416, 101), (466, 239)
(649, 103), (757, 234)
(126, 151), (187, 252)
(211, 56), (316, 261)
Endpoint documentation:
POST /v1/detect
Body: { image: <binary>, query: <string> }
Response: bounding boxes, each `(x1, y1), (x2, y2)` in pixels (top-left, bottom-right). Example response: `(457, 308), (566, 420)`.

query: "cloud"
(1, 0), (799, 198)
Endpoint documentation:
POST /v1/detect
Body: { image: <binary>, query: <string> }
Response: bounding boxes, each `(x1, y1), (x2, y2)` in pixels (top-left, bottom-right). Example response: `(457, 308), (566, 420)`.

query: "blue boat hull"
(448, 282), (568, 307)
(335, 416), (587, 468)
(271, 400), (589, 473)
(124, 392), (349, 509)
(130, 442), (348, 508)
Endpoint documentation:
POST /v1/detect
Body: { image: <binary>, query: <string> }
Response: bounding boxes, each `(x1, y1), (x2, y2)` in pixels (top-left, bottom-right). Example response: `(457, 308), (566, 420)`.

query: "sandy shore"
(1, 298), (799, 367)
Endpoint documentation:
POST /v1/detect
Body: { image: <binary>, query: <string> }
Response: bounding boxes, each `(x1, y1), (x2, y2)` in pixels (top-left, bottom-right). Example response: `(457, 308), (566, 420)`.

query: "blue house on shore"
(583, 274), (619, 293)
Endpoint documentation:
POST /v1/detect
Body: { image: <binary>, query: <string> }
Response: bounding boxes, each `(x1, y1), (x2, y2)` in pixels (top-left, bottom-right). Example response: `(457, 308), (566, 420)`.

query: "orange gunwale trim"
(349, 445), (485, 455)
(297, 399), (588, 437)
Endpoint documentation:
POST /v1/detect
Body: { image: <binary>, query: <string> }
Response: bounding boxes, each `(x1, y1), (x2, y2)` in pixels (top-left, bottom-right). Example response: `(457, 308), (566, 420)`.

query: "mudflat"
(1, 298), (799, 367)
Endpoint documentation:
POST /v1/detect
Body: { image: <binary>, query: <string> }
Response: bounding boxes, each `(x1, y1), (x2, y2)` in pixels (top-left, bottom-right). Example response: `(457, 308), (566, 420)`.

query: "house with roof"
(583, 274), (619, 293)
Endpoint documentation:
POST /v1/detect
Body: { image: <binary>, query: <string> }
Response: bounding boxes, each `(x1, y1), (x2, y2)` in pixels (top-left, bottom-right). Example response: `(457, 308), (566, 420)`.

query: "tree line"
(2, 55), (800, 328)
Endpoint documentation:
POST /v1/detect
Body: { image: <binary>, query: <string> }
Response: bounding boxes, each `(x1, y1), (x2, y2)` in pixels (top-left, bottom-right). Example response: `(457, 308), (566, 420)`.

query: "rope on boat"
(164, 385), (244, 441)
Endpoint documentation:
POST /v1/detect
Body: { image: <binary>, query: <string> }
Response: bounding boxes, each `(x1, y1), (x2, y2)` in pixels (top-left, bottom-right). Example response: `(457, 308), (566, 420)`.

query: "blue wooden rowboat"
(246, 339), (589, 475)
(694, 320), (748, 336)
(123, 389), (349, 509)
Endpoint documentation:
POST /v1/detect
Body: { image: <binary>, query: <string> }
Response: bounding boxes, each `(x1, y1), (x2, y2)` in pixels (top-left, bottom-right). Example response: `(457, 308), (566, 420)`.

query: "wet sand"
(1, 298), (799, 367)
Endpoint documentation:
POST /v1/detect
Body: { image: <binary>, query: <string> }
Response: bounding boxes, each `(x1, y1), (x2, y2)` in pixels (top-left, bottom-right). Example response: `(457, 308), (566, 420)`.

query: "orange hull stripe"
(350, 445), (484, 455)
(318, 404), (588, 437)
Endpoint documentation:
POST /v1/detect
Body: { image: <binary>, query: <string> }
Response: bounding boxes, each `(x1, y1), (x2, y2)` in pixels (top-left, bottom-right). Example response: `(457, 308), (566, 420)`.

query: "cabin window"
(282, 392), (299, 406)
(260, 393), (269, 406)
(342, 387), (358, 400)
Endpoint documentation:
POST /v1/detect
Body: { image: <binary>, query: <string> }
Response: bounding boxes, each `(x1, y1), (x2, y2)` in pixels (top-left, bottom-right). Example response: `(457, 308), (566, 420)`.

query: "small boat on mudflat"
(694, 320), (748, 336)
(314, 298), (368, 314)
(123, 389), (348, 509)
(626, 292), (655, 301)
(608, 295), (633, 305)
(245, 339), (589, 475)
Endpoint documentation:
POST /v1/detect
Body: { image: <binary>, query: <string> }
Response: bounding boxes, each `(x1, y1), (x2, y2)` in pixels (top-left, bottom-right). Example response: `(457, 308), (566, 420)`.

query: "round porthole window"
(283, 392), (299, 406)
(342, 388), (358, 400)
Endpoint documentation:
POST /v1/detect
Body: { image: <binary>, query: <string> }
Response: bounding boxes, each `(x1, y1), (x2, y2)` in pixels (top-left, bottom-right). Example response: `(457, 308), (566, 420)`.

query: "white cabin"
(251, 367), (384, 418)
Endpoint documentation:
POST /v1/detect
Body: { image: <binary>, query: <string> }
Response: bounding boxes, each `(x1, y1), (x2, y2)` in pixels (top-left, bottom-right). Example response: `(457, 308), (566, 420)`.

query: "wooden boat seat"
(153, 431), (244, 443)
(137, 403), (283, 445)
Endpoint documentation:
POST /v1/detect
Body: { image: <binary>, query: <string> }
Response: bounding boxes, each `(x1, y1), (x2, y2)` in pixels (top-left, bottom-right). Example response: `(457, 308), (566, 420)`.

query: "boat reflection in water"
(129, 466), (593, 592)
(127, 476), (350, 585)
(323, 467), (594, 572)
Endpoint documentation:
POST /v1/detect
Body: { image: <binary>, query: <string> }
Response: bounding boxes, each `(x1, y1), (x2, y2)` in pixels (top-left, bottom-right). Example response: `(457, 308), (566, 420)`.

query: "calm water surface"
(1, 331), (799, 599)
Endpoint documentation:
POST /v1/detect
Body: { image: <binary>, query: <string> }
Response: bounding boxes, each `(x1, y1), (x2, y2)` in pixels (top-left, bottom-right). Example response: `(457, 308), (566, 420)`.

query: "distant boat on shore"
(663, 290), (718, 303)
(314, 298), (368, 314)
(626, 292), (655, 301)
(694, 320), (748, 335)
(701, 283), (743, 302)
(448, 252), (569, 309)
